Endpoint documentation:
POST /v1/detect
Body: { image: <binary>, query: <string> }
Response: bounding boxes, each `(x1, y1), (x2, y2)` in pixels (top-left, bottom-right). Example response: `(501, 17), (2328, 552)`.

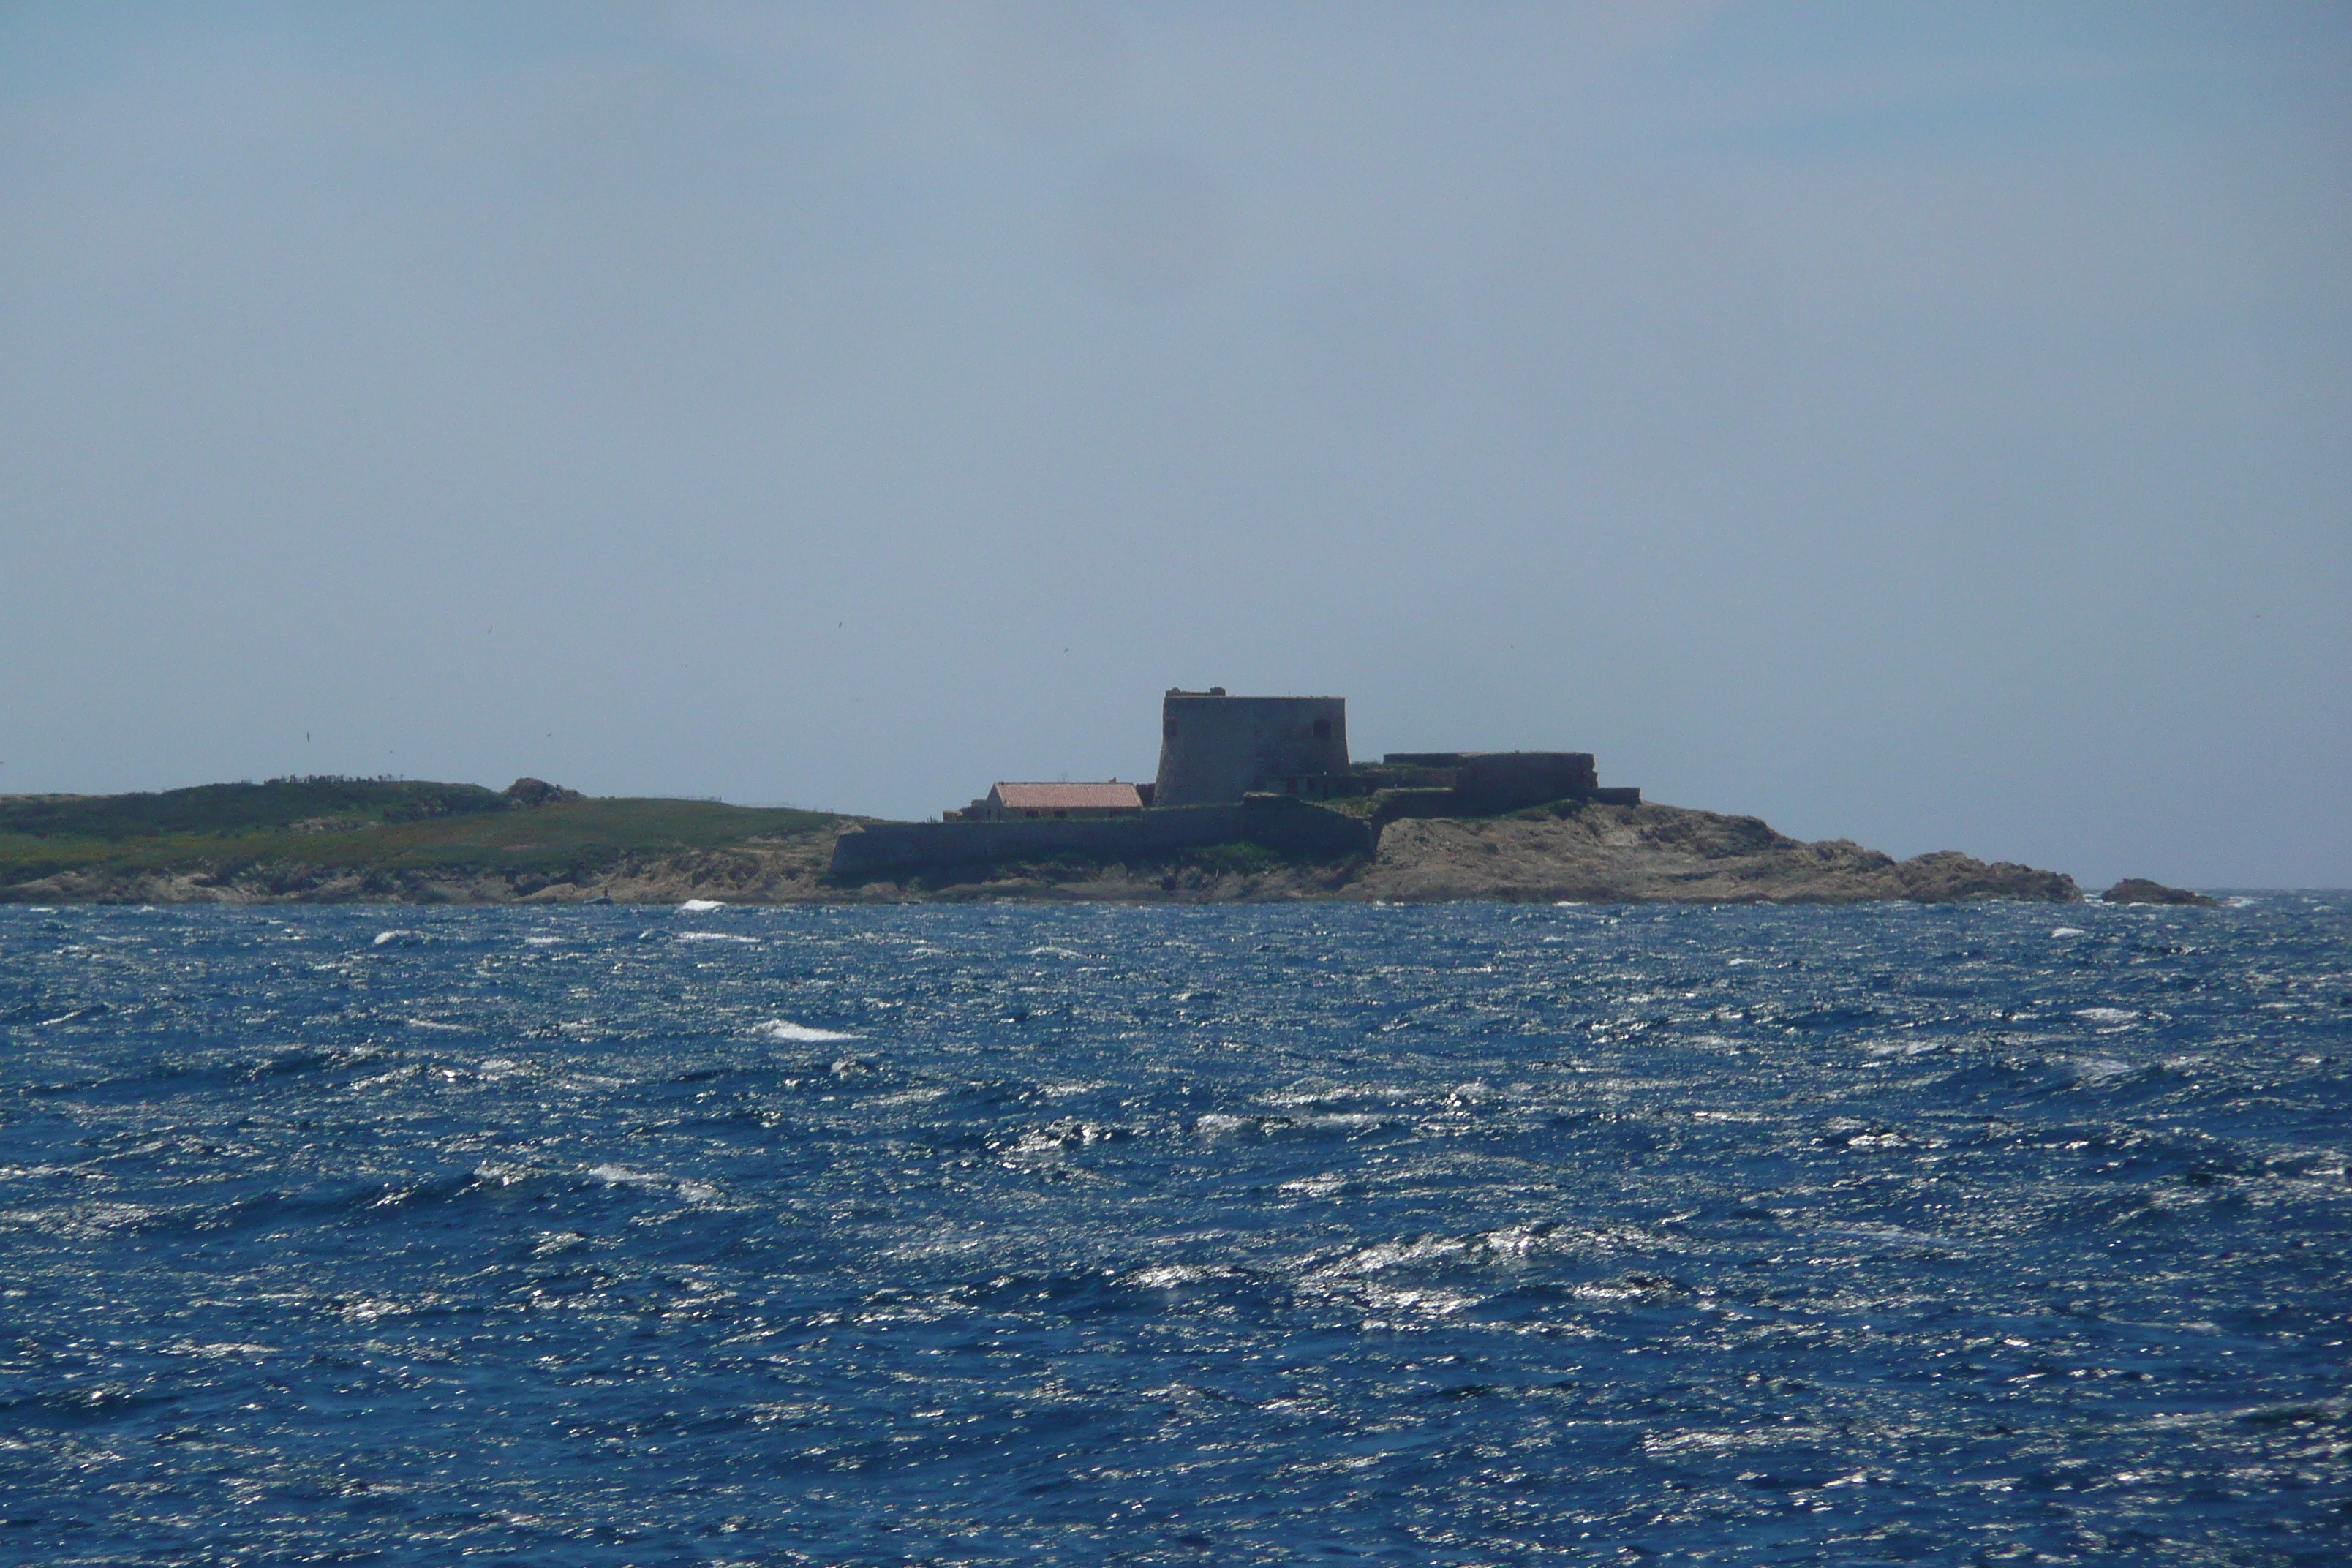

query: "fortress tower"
(1152, 688), (1349, 807)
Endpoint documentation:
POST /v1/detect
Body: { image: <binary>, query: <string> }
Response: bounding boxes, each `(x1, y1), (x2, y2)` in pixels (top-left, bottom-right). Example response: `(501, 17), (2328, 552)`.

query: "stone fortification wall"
(1454, 752), (1598, 810)
(1371, 752), (1597, 800)
(1153, 690), (1349, 808)
(830, 796), (1373, 881)
(1366, 751), (1636, 829)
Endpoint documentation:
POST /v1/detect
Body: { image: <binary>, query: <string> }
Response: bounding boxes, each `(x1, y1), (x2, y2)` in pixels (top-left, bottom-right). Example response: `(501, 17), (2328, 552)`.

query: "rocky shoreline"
(4, 802), (2081, 906)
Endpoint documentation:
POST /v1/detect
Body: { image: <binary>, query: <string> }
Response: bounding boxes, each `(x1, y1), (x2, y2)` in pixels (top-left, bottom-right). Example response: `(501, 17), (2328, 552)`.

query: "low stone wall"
(829, 796), (1374, 881)
(1455, 752), (1598, 809)
(1357, 754), (1626, 813)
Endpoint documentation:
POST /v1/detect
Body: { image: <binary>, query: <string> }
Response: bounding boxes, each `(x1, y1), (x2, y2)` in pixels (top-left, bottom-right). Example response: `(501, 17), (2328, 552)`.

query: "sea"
(1, 897), (2346, 1567)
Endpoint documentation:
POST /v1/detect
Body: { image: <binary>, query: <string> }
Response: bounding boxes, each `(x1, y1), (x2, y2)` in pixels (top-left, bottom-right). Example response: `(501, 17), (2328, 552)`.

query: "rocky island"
(1, 688), (2119, 907)
(1, 783), (2078, 908)
(2100, 877), (2219, 907)
(0, 785), (2078, 907)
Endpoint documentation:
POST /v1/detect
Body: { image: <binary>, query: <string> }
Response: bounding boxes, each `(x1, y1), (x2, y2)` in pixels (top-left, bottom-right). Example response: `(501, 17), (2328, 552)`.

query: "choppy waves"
(2, 897), (2347, 1564)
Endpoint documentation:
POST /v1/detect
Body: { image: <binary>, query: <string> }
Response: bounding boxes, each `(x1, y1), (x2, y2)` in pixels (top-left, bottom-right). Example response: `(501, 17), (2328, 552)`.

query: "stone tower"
(1152, 688), (1349, 807)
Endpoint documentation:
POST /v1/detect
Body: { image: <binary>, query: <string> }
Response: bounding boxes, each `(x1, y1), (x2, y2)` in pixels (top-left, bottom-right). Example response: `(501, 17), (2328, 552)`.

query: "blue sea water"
(1, 897), (2347, 1567)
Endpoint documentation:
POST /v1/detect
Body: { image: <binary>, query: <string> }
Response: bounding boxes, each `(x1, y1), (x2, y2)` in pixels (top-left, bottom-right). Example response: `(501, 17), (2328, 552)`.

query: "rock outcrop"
(502, 777), (586, 807)
(2100, 878), (2218, 907)
(1319, 804), (2077, 904)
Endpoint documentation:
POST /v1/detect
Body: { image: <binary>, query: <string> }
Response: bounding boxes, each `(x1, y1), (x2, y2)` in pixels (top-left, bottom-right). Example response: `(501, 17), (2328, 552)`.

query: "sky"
(1, 1), (2346, 889)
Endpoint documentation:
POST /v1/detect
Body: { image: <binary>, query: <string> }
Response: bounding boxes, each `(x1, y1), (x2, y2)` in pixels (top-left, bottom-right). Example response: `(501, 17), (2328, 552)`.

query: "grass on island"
(0, 779), (843, 889)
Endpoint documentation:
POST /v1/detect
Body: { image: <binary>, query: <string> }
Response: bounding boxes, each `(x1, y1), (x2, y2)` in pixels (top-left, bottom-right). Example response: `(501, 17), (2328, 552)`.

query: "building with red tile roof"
(961, 781), (1145, 821)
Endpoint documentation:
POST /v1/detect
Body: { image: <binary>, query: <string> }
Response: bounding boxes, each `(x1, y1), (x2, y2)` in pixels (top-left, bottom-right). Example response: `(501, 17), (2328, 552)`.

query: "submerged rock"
(2101, 878), (2217, 907)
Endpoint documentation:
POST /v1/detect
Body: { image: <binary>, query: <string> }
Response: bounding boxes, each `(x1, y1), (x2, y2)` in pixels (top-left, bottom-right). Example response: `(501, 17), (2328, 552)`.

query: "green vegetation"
(0, 779), (841, 890)
(0, 778), (508, 840)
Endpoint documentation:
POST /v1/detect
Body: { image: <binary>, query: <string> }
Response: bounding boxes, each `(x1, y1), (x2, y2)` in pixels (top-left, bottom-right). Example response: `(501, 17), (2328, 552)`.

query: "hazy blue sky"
(4, 2), (2346, 887)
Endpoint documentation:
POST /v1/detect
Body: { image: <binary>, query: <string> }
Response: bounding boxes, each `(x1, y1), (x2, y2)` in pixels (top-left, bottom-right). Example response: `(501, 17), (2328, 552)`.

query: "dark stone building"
(1152, 689), (1350, 807)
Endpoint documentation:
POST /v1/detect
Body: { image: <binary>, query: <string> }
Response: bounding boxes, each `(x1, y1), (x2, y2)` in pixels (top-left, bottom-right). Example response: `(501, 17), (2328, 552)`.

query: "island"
(2099, 877), (2218, 908)
(0, 688), (2087, 906)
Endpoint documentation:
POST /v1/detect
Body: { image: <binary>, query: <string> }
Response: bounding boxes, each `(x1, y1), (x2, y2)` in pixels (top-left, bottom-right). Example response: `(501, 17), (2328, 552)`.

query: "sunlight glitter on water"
(1, 897), (2347, 1564)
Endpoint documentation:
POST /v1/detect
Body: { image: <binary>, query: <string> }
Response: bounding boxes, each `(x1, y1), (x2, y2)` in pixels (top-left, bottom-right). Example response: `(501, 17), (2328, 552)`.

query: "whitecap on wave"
(1127, 1263), (1232, 1289)
(1861, 1039), (1939, 1057)
(167, 1341), (279, 1360)
(754, 1019), (860, 1042)
(1280, 1173), (1346, 1198)
(586, 1164), (718, 1203)
(2074, 1006), (2140, 1025)
(676, 932), (758, 944)
(1320, 1237), (1469, 1276)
